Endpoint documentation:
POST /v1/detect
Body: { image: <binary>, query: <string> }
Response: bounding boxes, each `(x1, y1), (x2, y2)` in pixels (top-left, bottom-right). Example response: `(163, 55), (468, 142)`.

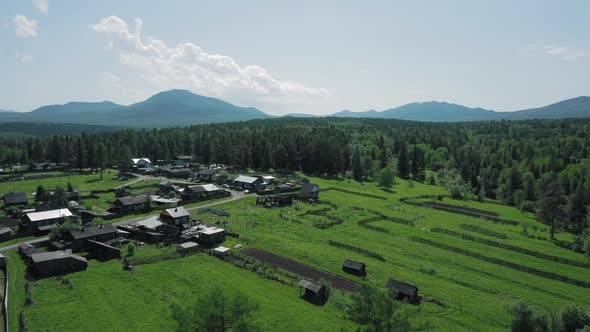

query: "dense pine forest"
(1, 117), (590, 237)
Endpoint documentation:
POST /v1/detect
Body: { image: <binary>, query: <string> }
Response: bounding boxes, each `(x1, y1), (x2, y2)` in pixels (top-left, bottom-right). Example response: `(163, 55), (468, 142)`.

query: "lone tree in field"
(173, 285), (259, 332)
(379, 167), (395, 189)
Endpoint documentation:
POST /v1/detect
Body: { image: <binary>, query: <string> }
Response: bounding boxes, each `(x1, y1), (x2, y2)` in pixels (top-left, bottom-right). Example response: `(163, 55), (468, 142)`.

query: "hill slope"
(0, 90), (271, 127)
(327, 97), (590, 122)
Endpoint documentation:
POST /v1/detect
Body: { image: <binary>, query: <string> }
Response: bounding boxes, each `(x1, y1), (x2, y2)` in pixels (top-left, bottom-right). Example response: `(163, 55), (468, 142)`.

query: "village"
(0, 155), (417, 317)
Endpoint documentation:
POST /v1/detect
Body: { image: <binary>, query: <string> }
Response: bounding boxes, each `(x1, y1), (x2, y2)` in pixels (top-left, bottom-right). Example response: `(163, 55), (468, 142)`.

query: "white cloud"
(13, 15), (38, 37)
(543, 45), (585, 61)
(518, 44), (586, 61)
(33, 0), (48, 15)
(91, 16), (329, 108)
(15, 52), (33, 63)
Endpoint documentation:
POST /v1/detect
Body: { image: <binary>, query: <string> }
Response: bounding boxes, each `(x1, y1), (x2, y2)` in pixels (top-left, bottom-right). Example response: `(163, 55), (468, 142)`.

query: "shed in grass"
(298, 279), (328, 303)
(213, 246), (230, 257)
(385, 278), (420, 304)
(177, 241), (200, 254)
(342, 259), (366, 276)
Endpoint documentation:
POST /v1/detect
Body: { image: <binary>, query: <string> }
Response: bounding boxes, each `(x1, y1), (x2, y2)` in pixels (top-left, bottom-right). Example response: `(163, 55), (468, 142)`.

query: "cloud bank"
(13, 15), (38, 37)
(92, 16), (329, 109)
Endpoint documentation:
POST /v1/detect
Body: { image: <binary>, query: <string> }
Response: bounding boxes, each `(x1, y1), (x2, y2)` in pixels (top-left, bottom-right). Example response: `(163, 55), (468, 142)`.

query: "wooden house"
(3, 191), (28, 206)
(197, 226), (226, 246)
(64, 224), (119, 251)
(87, 240), (121, 261)
(385, 278), (420, 304)
(111, 195), (150, 214)
(28, 249), (88, 278)
(160, 207), (190, 226)
(233, 175), (263, 190)
(23, 208), (73, 233)
(300, 183), (319, 200)
(195, 168), (219, 182)
(298, 279), (328, 302)
(182, 184), (226, 200)
(342, 259), (366, 276)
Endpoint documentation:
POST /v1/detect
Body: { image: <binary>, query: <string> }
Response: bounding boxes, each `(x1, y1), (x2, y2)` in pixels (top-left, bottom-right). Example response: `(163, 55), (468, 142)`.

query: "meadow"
(6, 176), (590, 331)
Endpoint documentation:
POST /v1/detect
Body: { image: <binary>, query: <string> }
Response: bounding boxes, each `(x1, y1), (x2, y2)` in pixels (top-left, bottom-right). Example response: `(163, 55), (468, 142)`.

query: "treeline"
(1, 117), (590, 234)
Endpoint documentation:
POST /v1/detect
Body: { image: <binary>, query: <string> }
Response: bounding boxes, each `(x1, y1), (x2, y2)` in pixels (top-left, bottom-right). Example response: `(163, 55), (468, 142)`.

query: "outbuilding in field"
(385, 278), (420, 304)
(87, 240), (121, 261)
(299, 183), (319, 200)
(197, 226), (226, 246)
(177, 241), (200, 254)
(342, 259), (366, 276)
(213, 246), (230, 257)
(298, 279), (328, 303)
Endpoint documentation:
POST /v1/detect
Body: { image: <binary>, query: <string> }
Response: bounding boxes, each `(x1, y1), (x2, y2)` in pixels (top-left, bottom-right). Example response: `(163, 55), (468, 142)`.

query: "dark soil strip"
(431, 228), (590, 269)
(241, 248), (357, 292)
(410, 236), (590, 288)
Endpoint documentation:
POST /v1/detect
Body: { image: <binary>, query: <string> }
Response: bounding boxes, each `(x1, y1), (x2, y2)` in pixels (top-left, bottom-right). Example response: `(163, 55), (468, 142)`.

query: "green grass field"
(6, 176), (590, 331)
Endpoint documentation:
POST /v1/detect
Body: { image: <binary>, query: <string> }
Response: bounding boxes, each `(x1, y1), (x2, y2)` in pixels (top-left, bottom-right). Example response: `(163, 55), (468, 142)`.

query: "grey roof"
(301, 183), (319, 193)
(187, 184), (222, 193)
(162, 207), (190, 219)
(3, 191), (27, 204)
(135, 216), (163, 230)
(132, 158), (151, 165)
(31, 249), (88, 263)
(234, 175), (259, 184)
(298, 279), (324, 293)
(26, 208), (73, 222)
(386, 278), (418, 296)
(68, 224), (117, 240)
(343, 259), (365, 271)
(0, 227), (12, 235)
(115, 195), (149, 206)
(197, 169), (218, 176)
(178, 241), (199, 249)
(175, 155), (193, 160)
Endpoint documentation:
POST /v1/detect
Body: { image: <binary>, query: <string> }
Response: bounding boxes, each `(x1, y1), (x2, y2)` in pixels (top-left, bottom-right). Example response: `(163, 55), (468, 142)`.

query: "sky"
(1, 0), (589, 115)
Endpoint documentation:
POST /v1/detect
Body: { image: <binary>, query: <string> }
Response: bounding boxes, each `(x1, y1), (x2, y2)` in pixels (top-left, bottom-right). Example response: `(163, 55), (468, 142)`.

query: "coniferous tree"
(352, 145), (362, 181)
(398, 141), (410, 179)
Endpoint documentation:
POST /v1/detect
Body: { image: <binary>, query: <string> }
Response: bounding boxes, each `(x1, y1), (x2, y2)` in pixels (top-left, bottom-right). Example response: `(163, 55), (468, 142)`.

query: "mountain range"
(1, 90), (589, 128)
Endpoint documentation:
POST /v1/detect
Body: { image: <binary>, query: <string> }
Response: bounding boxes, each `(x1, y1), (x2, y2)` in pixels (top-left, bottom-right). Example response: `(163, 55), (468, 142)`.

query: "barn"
(385, 278), (420, 304)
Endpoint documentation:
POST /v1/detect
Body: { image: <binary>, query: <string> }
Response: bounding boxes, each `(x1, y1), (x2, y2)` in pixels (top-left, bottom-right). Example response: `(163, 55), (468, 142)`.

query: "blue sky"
(1, 0), (589, 115)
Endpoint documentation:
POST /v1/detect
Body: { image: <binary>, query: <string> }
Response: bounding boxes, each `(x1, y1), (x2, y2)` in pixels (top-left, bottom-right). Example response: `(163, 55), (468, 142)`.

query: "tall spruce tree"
(398, 141), (410, 179)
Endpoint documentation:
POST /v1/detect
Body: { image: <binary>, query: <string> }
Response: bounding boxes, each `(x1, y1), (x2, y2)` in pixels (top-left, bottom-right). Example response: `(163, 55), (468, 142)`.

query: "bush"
(507, 300), (549, 332)
(520, 201), (536, 213)
(127, 243), (136, 257)
(560, 304), (590, 332)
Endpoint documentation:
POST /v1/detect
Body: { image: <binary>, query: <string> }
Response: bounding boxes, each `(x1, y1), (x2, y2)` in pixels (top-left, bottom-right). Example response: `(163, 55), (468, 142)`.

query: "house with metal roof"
(234, 175), (264, 190)
(23, 208), (73, 233)
(160, 207), (190, 226)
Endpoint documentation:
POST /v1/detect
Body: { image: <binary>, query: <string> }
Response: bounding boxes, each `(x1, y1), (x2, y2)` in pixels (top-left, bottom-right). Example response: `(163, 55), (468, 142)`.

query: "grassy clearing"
(24, 247), (352, 332)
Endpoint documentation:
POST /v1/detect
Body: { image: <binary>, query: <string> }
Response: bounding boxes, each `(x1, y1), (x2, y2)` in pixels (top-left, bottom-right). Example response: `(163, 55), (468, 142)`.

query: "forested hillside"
(1, 117), (589, 235)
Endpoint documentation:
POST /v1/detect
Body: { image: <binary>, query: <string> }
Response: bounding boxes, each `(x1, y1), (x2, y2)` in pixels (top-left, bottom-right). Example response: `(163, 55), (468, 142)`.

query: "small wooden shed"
(342, 259), (366, 276)
(298, 279), (328, 303)
(385, 278), (420, 304)
(177, 241), (200, 254)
